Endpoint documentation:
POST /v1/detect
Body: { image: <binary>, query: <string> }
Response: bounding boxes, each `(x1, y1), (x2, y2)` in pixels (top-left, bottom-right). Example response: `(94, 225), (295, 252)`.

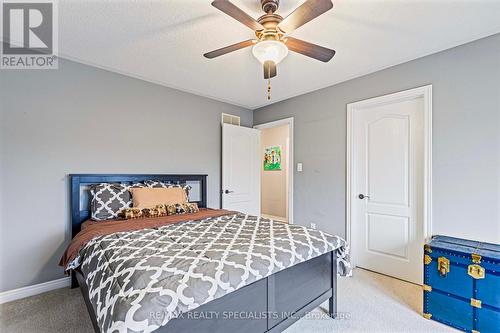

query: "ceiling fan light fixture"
(252, 40), (288, 65)
(205, 0), (336, 100)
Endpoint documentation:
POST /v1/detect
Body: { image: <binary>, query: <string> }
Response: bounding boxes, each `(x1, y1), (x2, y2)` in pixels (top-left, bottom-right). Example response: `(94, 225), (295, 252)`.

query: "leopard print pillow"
(183, 202), (199, 214)
(123, 207), (143, 220)
(124, 203), (199, 220)
(123, 205), (168, 219)
(165, 202), (199, 216)
(141, 204), (168, 218)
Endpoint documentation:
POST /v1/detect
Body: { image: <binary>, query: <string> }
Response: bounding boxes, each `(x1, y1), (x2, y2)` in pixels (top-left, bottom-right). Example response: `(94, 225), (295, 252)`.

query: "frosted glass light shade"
(252, 40), (288, 64)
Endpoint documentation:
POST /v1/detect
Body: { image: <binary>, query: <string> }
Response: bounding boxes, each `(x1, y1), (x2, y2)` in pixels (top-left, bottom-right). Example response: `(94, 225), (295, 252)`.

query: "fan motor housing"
(261, 0), (279, 14)
(256, 13), (284, 41)
(257, 14), (282, 29)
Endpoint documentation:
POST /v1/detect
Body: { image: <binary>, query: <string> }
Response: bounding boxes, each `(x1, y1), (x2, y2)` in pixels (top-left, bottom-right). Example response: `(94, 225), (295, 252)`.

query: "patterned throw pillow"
(144, 180), (192, 201)
(142, 204), (167, 218)
(90, 183), (145, 221)
(123, 207), (143, 220)
(165, 202), (199, 216)
(144, 180), (173, 188)
(123, 203), (198, 220)
(183, 202), (199, 214)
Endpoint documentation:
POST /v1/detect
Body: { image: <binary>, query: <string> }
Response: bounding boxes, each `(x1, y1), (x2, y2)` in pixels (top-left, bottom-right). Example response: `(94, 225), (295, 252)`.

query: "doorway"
(347, 86), (432, 285)
(221, 118), (293, 222)
(254, 118), (294, 224)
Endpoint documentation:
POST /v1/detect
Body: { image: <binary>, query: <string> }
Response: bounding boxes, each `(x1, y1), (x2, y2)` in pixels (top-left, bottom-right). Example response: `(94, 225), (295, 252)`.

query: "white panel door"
(353, 97), (424, 284)
(222, 123), (261, 216)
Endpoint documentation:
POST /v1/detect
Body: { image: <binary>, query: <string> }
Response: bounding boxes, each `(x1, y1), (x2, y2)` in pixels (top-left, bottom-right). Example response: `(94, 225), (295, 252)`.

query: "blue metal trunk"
(423, 235), (500, 333)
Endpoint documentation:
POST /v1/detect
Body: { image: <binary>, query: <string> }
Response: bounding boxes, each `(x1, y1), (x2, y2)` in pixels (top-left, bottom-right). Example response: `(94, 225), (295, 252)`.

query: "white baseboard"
(0, 277), (71, 304)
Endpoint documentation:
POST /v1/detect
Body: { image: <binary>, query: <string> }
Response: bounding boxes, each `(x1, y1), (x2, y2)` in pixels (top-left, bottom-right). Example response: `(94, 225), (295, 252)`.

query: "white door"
(352, 96), (424, 284)
(222, 123), (261, 215)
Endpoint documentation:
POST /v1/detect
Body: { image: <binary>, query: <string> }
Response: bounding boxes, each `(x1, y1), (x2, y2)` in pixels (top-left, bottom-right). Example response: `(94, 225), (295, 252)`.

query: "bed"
(64, 174), (350, 333)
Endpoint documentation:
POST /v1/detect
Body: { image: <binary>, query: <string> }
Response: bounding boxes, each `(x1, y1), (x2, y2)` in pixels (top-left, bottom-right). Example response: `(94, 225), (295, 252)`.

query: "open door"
(222, 123), (261, 215)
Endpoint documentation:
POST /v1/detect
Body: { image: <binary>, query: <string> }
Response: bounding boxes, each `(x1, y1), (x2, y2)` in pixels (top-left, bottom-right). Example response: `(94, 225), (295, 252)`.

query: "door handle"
(224, 190), (234, 194)
(358, 194), (370, 199)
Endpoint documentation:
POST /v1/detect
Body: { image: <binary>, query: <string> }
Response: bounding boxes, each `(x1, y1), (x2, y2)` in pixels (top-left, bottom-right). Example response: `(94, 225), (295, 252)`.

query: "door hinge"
(468, 264), (485, 279)
(470, 298), (482, 308)
(423, 313), (432, 319)
(471, 253), (481, 264)
(424, 254), (432, 265)
(437, 257), (450, 277)
(422, 284), (432, 292)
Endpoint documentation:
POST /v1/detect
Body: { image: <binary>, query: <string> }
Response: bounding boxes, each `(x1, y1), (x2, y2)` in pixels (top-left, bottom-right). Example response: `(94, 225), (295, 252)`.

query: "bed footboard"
(78, 251), (337, 333)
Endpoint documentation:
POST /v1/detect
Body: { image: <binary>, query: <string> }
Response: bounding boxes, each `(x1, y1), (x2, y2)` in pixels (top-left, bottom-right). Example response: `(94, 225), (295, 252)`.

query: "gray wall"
(0, 58), (252, 292)
(254, 34), (500, 244)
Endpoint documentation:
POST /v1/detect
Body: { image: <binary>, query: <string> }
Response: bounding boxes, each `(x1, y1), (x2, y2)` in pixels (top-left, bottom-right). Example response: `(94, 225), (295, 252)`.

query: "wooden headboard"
(69, 174), (207, 237)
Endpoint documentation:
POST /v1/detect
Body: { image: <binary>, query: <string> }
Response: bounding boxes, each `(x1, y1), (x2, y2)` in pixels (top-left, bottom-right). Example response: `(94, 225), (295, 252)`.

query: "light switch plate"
(297, 163), (303, 172)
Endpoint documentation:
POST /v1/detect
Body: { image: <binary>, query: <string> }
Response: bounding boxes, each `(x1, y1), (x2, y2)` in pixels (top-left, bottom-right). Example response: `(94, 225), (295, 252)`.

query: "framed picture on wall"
(264, 146), (282, 171)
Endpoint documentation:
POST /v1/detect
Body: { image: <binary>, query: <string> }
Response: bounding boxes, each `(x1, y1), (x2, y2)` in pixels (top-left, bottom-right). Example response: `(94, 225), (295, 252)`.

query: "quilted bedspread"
(73, 213), (351, 333)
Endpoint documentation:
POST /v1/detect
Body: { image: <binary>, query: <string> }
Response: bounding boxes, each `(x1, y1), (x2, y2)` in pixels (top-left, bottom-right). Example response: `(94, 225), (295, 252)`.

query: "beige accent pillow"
(130, 187), (187, 208)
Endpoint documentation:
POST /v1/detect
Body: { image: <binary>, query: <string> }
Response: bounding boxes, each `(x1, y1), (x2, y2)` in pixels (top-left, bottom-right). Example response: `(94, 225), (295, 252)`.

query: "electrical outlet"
(310, 223), (317, 230)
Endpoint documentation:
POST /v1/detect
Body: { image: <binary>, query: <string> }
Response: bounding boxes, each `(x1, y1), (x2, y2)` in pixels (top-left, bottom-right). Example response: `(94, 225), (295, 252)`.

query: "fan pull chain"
(267, 78), (271, 100)
(267, 65), (271, 100)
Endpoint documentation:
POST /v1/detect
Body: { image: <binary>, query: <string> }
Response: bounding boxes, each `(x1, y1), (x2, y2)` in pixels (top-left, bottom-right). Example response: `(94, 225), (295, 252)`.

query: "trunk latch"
(437, 257), (450, 277)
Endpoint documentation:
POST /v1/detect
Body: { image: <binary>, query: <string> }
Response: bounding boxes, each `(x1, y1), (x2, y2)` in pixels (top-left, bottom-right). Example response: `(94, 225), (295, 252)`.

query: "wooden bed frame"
(70, 174), (337, 333)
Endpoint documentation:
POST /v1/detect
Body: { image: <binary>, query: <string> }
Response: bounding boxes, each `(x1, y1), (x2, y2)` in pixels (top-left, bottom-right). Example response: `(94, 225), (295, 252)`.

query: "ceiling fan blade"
(285, 37), (335, 62)
(204, 39), (256, 59)
(277, 0), (333, 34)
(264, 61), (277, 79)
(212, 0), (264, 31)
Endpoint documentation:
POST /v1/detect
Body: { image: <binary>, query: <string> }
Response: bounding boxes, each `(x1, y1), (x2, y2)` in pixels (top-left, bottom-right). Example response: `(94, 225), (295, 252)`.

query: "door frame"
(254, 117), (294, 224)
(346, 85), (432, 269)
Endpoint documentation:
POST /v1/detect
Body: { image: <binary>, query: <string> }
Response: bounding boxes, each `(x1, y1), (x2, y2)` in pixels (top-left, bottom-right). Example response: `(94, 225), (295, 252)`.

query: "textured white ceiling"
(59, 0), (500, 109)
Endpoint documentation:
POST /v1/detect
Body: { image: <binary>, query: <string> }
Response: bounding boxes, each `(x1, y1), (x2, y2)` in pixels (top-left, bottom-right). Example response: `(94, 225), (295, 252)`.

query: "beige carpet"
(0, 269), (456, 333)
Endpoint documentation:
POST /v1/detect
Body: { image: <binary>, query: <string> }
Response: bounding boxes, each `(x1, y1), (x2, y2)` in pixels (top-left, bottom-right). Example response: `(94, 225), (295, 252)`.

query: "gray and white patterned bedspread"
(74, 213), (351, 333)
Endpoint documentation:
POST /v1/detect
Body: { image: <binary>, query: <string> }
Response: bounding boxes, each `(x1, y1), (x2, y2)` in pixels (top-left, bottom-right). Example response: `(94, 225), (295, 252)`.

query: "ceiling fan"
(204, 0), (336, 95)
